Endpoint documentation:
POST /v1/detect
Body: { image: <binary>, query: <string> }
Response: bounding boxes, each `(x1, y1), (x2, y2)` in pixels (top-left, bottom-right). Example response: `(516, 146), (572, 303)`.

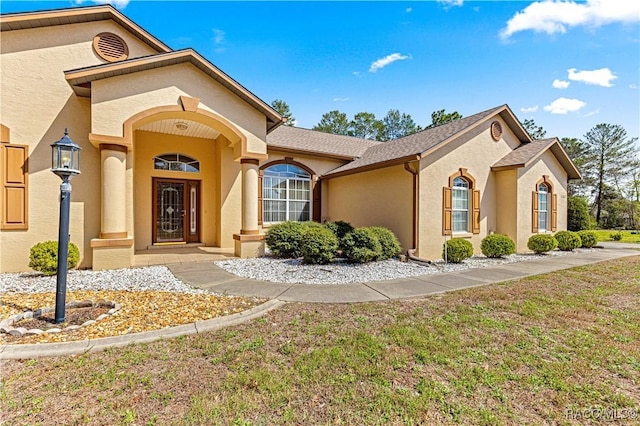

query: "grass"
(591, 229), (640, 243)
(2, 256), (639, 425)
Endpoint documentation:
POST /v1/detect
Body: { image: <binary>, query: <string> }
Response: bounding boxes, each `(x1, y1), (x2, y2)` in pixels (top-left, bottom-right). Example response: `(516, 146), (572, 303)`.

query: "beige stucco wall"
(417, 117), (522, 260)
(0, 20), (158, 272)
(91, 63), (267, 157)
(326, 165), (414, 252)
(515, 150), (569, 253)
(494, 169), (518, 242)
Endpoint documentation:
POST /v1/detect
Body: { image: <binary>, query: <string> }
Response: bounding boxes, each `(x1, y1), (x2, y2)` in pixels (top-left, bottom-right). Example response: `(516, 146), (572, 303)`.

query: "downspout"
(403, 161), (431, 265)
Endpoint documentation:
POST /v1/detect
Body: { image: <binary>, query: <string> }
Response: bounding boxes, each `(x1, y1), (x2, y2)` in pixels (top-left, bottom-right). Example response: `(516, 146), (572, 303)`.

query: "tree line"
(272, 99), (639, 229)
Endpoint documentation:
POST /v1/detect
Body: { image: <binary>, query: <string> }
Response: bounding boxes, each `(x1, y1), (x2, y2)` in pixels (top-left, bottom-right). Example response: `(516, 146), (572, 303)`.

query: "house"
(0, 5), (581, 273)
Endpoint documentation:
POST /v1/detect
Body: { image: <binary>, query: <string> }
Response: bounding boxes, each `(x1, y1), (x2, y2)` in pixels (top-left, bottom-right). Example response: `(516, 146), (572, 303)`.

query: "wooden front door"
(153, 178), (200, 244)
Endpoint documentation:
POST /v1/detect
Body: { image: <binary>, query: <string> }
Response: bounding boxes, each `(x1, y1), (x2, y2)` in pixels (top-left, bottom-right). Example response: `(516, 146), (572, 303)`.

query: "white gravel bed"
(0, 266), (204, 294)
(215, 248), (596, 285)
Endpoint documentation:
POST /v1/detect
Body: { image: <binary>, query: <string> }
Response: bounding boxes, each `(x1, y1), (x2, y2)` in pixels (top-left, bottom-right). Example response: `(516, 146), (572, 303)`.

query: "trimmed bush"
(527, 234), (558, 254)
(567, 196), (591, 231)
(29, 241), (80, 275)
(368, 227), (401, 260)
(577, 230), (597, 248)
(610, 231), (623, 241)
(342, 228), (382, 263)
(443, 238), (474, 263)
(554, 230), (582, 251)
(480, 234), (515, 258)
(324, 220), (354, 251)
(266, 221), (321, 258)
(300, 226), (338, 264)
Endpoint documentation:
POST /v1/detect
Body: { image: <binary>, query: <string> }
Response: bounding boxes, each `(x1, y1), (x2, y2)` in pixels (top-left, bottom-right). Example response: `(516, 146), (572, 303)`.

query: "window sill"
(451, 232), (473, 238)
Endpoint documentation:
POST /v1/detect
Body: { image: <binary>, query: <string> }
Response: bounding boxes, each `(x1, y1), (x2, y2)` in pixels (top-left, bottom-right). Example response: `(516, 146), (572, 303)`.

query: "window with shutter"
(443, 168), (480, 235)
(1, 130), (29, 230)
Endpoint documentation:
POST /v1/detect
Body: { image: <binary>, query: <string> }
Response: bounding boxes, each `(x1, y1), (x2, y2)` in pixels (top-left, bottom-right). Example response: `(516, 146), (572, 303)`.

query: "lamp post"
(51, 129), (81, 324)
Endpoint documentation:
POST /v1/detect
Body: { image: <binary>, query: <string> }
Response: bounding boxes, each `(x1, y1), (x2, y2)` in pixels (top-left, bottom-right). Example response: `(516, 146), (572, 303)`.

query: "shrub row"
(527, 230), (597, 253)
(266, 221), (401, 264)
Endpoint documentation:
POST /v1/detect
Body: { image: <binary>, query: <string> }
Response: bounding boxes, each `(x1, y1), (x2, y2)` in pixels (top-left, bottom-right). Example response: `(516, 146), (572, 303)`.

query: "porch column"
(234, 158), (265, 258)
(90, 143), (133, 270)
(241, 158), (260, 234)
(100, 144), (128, 238)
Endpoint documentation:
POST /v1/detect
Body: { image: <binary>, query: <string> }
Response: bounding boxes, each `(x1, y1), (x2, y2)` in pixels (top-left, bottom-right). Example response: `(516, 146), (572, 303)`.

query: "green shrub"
(442, 238), (474, 263)
(567, 196), (592, 231)
(527, 234), (558, 254)
(610, 231), (623, 241)
(342, 228), (382, 263)
(324, 220), (354, 250)
(480, 234), (515, 258)
(300, 226), (338, 264)
(577, 230), (597, 248)
(367, 227), (402, 260)
(554, 230), (582, 251)
(29, 241), (80, 275)
(265, 221), (321, 258)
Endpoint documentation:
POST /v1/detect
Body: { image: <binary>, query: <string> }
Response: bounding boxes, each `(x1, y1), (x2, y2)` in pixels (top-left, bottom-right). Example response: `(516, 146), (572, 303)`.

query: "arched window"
(452, 177), (470, 233)
(443, 169), (480, 235)
(538, 183), (549, 231)
(262, 164), (311, 222)
(532, 177), (557, 233)
(154, 153), (200, 173)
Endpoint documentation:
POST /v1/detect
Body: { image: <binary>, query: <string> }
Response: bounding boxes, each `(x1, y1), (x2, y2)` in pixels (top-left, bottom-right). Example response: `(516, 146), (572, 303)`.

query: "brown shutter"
(472, 189), (480, 234)
(312, 178), (321, 222)
(531, 191), (539, 233)
(1, 144), (28, 230)
(443, 187), (452, 235)
(257, 170), (263, 226)
(551, 193), (557, 231)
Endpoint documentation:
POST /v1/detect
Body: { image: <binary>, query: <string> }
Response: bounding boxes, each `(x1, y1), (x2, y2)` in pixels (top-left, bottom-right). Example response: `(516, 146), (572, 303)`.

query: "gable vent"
(490, 121), (503, 141)
(93, 32), (129, 62)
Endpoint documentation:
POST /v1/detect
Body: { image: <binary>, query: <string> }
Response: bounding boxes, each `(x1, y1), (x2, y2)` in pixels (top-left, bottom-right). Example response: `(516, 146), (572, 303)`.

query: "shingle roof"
(267, 125), (381, 159)
(324, 105), (511, 177)
(492, 138), (556, 168)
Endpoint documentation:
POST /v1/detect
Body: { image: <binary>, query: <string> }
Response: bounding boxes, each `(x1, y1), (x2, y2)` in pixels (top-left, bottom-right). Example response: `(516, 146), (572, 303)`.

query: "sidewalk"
(2, 243), (637, 359)
(168, 243), (639, 303)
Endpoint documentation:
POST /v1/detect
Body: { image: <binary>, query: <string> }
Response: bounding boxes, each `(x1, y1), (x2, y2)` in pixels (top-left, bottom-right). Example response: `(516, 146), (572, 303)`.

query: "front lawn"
(2, 257), (639, 425)
(591, 229), (640, 243)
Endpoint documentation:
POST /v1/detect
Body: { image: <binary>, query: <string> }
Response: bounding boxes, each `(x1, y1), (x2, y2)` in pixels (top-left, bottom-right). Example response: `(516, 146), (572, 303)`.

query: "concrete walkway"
(168, 243), (639, 303)
(2, 243), (637, 359)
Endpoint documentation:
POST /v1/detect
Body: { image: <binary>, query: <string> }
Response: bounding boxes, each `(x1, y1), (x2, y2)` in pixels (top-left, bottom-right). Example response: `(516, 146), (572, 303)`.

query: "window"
(452, 177), (469, 233)
(538, 183), (549, 231)
(262, 164), (311, 223)
(443, 169), (480, 235)
(153, 153), (199, 173)
(532, 177), (557, 233)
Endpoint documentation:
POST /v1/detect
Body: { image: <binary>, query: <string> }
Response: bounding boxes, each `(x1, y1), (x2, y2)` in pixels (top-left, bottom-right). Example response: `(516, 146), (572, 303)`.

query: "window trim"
(443, 168), (480, 235)
(153, 153), (200, 173)
(259, 159), (318, 225)
(532, 175), (557, 233)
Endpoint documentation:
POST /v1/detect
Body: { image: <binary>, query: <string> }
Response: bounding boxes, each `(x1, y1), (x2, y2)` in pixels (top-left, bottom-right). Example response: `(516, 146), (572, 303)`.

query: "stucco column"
(100, 144), (128, 238)
(241, 158), (260, 234)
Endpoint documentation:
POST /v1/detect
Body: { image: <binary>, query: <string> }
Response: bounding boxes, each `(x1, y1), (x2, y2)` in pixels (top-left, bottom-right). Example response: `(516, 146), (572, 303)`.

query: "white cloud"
(582, 108), (601, 117)
(521, 105), (539, 113)
(369, 53), (411, 73)
(406, 7), (412, 13)
(552, 79), (570, 89)
(73, 0), (130, 9)
(438, 0), (463, 8)
(500, 0), (640, 39)
(352, 71), (361, 76)
(568, 67), (617, 87)
(543, 97), (586, 114)
(630, 84), (639, 89)
(332, 97), (350, 102)
(213, 29), (225, 45)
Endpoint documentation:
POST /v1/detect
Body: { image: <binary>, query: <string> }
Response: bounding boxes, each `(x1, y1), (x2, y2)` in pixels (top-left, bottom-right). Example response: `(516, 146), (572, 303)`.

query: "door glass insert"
(157, 182), (184, 242)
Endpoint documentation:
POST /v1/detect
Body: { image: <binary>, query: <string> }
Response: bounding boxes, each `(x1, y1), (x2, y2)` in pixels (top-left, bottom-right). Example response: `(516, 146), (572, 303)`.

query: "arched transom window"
(154, 153), (200, 173)
(263, 164), (311, 223)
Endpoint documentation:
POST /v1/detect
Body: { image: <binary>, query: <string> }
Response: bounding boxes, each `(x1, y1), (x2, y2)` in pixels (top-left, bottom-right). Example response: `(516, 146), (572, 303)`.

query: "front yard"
(2, 256), (639, 425)
(593, 229), (640, 243)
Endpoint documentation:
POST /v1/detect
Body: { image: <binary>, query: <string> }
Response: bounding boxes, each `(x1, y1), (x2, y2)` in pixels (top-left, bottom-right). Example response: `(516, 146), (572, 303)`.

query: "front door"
(153, 178), (200, 244)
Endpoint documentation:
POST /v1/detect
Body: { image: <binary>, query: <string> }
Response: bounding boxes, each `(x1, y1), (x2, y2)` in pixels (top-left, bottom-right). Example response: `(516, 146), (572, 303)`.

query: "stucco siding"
(494, 169), (518, 244)
(417, 118), (520, 260)
(326, 165), (414, 252)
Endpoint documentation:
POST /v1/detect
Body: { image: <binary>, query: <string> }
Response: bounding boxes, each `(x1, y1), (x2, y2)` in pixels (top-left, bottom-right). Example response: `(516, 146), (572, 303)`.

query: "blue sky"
(2, 1), (639, 140)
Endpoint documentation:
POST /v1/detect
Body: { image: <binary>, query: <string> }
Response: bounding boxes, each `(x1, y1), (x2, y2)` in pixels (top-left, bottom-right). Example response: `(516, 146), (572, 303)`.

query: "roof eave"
(323, 154), (421, 179)
(267, 146), (356, 161)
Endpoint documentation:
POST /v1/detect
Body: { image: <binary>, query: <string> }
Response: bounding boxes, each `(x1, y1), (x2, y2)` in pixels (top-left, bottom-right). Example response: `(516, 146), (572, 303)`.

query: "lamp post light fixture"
(50, 129), (81, 324)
